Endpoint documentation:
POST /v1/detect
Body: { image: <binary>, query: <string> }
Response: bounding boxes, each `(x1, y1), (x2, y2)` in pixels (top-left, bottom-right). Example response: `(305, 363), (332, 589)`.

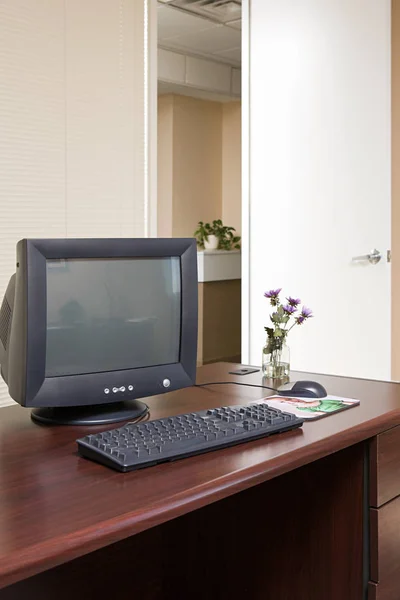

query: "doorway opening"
(156, 0), (242, 365)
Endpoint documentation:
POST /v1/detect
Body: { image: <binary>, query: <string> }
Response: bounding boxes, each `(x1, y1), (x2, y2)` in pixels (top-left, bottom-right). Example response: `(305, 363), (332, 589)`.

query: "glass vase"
(262, 337), (290, 380)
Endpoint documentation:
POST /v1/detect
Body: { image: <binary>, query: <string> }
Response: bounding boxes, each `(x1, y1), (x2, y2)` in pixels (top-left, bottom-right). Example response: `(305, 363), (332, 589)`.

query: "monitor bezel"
(19, 238), (197, 408)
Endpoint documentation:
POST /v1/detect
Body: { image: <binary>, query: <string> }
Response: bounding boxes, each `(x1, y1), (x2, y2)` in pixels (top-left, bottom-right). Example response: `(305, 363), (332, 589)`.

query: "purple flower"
(264, 288), (281, 307)
(264, 289), (282, 299)
(283, 304), (296, 314)
(296, 307), (313, 324)
(301, 306), (313, 318)
(287, 297), (301, 307)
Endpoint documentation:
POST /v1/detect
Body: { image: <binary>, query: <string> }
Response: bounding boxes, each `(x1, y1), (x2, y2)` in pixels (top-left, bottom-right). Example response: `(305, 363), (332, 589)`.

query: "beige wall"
(157, 94), (241, 238)
(157, 96), (174, 238)
(158, 95), (242, 365)
(157, 94), (223, 238)
(393, 0), (400, 379)
(172, 95), (223, 238)
(222, 102), (242, 235)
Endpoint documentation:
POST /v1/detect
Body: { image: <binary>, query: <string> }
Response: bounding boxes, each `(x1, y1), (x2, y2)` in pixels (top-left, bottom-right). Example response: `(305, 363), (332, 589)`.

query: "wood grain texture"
(201, 280), (241, 364)
(0, 362), (400, 589)
(370, 426), (400, 507)
(369, 499), (400, 600)
(0, 443), (364, 600)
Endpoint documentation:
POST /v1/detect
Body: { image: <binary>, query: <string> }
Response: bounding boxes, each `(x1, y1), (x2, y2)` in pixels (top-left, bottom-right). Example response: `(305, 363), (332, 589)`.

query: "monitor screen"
(45, 257), (181, 377)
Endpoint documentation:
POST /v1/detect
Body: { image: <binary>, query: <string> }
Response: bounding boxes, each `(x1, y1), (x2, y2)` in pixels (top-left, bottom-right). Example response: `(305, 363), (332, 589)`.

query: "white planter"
(203, 234), (219, 250)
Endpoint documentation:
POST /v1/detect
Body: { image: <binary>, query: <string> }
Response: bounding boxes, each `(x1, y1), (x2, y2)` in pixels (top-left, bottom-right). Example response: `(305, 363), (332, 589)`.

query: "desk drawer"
(369, 501), (400, 600)
(370, 425), (400, 507)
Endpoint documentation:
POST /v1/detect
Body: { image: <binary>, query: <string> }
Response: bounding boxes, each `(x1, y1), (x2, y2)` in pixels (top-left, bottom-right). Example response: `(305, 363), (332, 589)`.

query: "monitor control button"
(128, 385), (134, 391)
(163, 379), (171, 388)
(112, 387), (119, 393)
(119, 386), (126, 392)
(104, 388), (110, 395)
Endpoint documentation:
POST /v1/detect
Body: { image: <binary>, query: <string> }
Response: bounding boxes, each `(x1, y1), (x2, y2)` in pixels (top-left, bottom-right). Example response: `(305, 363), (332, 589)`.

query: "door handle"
(351, 249), (382, 265)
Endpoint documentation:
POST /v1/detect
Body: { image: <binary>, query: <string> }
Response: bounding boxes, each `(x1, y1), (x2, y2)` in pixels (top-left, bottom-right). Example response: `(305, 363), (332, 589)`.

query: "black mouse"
(277, 380), (327, 399)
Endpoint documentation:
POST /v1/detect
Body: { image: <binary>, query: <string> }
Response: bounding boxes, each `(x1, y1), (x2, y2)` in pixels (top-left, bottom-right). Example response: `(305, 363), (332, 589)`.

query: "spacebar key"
(161, 435), (208, 454)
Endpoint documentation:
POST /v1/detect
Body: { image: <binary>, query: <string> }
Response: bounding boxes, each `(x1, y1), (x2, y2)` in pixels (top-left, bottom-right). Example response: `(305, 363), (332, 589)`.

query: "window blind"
(0, 0), (147, 407)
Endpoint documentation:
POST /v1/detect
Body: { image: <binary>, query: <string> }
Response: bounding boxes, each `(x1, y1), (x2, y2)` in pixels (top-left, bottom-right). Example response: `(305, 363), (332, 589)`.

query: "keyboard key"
(148, 447), (161, 455)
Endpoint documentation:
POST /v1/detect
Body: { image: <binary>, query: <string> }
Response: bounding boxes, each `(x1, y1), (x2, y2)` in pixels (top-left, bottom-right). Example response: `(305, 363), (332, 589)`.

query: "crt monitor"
(0, 238), (198, 425)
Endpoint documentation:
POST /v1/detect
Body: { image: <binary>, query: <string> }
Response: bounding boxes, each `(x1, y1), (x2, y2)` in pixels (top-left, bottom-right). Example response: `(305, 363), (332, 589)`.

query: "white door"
(243, 0), (391, 379)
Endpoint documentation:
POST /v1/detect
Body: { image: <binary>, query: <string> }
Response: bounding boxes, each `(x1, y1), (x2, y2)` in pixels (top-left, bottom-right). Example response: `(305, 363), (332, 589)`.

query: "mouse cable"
(126, 403), (150, 425)
(195, 381), (280, 394)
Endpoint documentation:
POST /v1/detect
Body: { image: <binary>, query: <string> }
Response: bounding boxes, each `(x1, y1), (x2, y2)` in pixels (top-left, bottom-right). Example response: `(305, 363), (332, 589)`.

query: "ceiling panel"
(165, 0), (241, 24)
(213, 47), (241, 63)
(161, 23), (241, 54)
(158, 5), (214, 39)
(158, 3), (241, 67)
(226, 19), (241, 30)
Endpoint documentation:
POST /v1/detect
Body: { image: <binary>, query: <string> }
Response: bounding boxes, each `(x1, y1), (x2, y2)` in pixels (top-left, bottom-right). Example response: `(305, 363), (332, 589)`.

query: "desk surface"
(1, 362), (400, 589)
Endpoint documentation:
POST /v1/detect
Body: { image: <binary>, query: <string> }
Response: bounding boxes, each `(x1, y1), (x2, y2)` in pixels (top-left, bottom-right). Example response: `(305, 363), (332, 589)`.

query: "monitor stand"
(30, 400), (148, 426)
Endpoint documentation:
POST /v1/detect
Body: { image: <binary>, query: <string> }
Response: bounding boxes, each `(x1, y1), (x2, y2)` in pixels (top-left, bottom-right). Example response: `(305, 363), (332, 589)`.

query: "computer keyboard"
(77, 402), (304, 472)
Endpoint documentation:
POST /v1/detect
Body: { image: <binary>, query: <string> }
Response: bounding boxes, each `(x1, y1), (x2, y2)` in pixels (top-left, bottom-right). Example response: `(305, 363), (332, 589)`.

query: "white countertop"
(197, 249), (241, 282)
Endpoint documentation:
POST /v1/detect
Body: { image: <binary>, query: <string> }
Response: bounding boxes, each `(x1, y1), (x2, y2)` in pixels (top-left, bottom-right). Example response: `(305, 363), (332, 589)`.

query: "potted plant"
(194, 219), (241, 251)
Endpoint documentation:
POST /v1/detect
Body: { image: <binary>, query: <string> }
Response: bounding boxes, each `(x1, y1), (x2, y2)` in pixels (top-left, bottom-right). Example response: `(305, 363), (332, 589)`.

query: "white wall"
(244, 0), (391, 377)
(0, 0), (148, 406)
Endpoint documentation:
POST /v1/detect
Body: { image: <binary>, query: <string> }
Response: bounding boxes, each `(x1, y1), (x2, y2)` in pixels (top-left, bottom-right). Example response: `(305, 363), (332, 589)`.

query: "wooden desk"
(1, 363), (400, 600)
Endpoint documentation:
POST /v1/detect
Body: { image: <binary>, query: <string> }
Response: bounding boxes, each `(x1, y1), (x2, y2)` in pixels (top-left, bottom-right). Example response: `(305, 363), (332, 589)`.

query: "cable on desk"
(126, 403), (150, 426)
(195, 381), (280, 394)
